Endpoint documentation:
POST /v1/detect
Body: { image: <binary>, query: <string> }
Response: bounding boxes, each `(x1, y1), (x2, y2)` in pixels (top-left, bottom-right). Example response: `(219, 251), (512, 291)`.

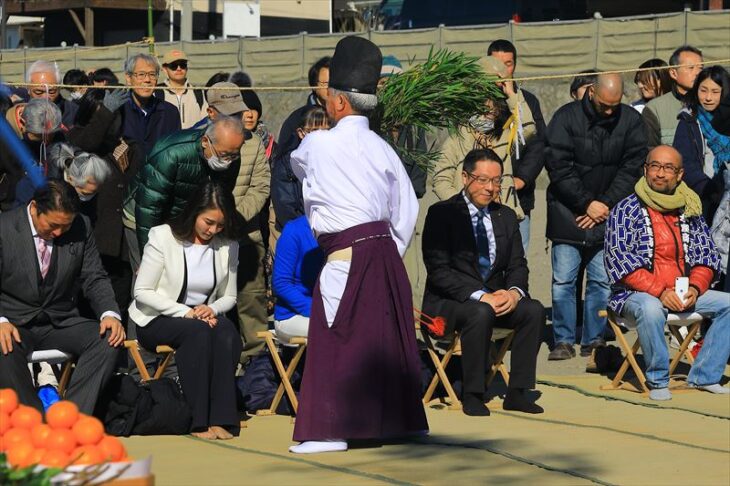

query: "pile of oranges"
(0, 388), (129, 469)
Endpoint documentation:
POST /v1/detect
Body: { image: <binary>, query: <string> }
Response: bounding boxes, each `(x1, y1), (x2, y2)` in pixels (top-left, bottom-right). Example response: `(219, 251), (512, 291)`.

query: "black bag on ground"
(97, 374), (192, 436)
(236, 351), (299, 415)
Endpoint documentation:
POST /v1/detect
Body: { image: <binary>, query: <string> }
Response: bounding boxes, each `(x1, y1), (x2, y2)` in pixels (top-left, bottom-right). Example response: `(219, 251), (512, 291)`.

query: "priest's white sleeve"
(388, 163), (419, 257)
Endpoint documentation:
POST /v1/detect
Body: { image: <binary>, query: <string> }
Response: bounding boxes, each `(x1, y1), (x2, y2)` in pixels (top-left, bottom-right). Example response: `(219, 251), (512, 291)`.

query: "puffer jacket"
(233, 132), (270, 238)
(545, 94), (647, 246)
(711, 164), (730, 274)
(123, 128), (236, 250)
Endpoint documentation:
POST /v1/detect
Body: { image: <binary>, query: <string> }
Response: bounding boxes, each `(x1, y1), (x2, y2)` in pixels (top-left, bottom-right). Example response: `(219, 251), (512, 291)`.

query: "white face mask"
(78, 192), (96, 202)
(206, 155), (232, 172)
(70, 91), (83, 101)
(468, 115), (495, 134)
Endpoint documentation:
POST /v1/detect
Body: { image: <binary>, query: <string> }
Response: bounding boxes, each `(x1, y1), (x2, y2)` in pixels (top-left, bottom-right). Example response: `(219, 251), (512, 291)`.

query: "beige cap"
(207, 82), (248, 115)
(162, 49), (187, 65)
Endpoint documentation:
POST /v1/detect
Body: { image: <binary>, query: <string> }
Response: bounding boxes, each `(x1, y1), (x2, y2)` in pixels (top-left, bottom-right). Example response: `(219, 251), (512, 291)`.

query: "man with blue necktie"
(422, 148), (545, 416)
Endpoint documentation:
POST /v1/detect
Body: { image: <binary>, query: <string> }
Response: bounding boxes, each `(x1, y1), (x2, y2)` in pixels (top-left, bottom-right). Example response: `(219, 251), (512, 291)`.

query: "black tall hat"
(328, 36), (382, 95)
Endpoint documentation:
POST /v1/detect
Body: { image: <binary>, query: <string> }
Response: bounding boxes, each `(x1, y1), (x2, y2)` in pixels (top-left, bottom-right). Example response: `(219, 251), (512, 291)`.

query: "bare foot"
(210, 426), (234, 440)
(191, 429), (217, 440)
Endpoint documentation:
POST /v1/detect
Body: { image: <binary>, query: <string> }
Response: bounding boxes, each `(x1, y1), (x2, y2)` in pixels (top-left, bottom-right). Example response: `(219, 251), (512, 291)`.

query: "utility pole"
(182, 0), (193, 41)
(148, 0), (155, 53)
(0, 0), (7, 50)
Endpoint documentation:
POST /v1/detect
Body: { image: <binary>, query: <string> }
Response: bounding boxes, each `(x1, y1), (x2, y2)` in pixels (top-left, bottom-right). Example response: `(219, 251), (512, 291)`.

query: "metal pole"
(182, 0), (193, 41)
(148, 0), (155, 54)
(0, 0), (6, 50)
(169, 0), (174, 42)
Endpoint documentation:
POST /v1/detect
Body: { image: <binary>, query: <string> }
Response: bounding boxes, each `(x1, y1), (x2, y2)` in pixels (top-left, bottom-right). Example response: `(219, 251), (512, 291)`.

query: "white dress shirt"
(291, 115), (418, 325)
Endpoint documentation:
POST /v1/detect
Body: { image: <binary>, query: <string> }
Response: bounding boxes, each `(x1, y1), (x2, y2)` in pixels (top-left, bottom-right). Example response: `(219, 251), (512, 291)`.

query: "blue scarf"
(697, 107), (730, 176)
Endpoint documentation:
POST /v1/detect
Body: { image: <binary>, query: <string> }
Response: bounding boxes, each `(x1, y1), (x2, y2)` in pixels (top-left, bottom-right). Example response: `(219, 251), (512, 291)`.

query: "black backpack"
(97, 374), (192, 436)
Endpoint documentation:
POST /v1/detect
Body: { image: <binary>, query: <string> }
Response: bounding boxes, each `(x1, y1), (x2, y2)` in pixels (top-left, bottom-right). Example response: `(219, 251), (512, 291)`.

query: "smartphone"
(675, 276), (689, 304)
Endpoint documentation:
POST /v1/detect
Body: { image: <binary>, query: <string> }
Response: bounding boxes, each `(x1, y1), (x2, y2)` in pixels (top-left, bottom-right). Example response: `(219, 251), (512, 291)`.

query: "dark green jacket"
(123, 128), (235, 251)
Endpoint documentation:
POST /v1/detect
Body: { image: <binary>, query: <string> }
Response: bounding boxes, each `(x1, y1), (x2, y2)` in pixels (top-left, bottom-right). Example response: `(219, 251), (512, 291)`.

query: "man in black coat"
(422, 149), (544, 417)
(545, 73), (647, 362)
(487, 40), (546, 251)
(0, 181), (125, 413)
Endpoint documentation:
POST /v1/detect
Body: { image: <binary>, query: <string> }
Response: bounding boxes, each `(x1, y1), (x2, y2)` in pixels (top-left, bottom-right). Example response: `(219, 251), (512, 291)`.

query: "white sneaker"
(289, 440), (348, 454)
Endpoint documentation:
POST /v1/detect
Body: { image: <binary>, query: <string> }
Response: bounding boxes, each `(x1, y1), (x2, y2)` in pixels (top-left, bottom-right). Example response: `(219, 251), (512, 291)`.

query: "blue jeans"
(518, 213), (530, 256)
(622, 290), (730, 388)
(551, 243), (609, 346)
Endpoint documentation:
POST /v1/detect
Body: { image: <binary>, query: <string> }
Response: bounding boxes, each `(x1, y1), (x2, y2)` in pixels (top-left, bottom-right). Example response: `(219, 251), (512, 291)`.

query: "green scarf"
(635, 177), (702, 217)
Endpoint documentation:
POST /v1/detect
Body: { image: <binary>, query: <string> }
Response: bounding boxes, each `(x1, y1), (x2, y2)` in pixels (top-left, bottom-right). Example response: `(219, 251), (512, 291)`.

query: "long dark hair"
(689, 65), (730, 114)
(169, 182), (242, 243)
(634, 59), (672, 99)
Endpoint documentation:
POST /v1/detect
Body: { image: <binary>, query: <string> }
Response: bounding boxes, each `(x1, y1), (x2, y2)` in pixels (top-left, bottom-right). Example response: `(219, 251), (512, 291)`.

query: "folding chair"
(28, 350), (75, 397)
(123, 340), (175, 382)
(419, 324), (514, 410)
(599, 309), (703, 394)
(255, 330), (307, 416)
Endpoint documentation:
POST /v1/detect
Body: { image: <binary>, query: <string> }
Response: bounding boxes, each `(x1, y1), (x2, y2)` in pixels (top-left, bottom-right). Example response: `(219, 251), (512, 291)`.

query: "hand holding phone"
(675, 277), (689, 305)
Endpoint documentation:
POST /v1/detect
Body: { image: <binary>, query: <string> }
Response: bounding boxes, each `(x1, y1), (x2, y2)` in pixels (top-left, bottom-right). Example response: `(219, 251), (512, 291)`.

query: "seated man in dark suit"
(422, 148), (545, 416)
(0, 180), (125, 414)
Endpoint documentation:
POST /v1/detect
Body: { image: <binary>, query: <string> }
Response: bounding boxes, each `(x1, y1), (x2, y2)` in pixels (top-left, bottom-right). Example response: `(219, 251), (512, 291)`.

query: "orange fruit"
(28, 447), (46, 465)
(97, 435), (127, 461)
(30, 423), (53, 448)
(70, 445), (104, 465)
(46, 401), (79, 430)
(6, 441), (35, 468)
(72, 416), (104, 445)
(4, 427), (32, 448)
(0, 411), (10, 435)
(45, 428), (77, 454)
(40, 449), (71, 468)
(0, 389), (19, 415)
(10, 405), (42, 429)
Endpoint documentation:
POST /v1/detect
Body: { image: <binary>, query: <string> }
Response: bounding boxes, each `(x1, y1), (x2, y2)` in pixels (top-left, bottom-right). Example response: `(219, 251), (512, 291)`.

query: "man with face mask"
(545, 73), (647, 365)
(123, 116), (245, 271)
(3, 99), (66, 209)
(604, 145), (728, 400)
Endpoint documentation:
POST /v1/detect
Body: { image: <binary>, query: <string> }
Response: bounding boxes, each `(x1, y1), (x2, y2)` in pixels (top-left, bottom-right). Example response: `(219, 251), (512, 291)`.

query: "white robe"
(290, 115), (418, 324)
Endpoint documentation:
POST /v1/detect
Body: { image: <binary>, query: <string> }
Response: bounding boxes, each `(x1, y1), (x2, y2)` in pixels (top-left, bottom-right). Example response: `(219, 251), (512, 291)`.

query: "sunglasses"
(166, 61), (188, 71)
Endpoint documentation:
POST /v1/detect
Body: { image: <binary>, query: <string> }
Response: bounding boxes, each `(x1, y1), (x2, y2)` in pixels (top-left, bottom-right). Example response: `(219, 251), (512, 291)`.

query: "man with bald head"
(604, 145), (728, 400)
(545, 72), (647, 364)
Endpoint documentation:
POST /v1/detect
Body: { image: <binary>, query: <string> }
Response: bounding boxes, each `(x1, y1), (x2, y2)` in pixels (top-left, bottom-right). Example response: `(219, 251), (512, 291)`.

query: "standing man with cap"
(288, 36), (428, 454)
(156, 49), (208, 129)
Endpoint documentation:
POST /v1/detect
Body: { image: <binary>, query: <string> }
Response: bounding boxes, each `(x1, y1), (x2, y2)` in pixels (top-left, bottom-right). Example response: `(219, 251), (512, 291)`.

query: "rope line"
(537, 379), (730, 421)
(185, 436), (418, 486)
(492, 410), (730, 455)
(4, 59), (729, 92)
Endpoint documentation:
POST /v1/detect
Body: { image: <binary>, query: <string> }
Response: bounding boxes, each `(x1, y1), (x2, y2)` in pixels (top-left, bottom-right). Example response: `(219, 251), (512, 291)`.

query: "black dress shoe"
(503, 389), (544, 414)
(462, 393), (490, 416)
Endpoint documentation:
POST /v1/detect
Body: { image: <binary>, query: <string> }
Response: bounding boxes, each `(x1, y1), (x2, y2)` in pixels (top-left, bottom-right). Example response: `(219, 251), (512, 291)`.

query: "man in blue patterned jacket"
(604, 145), (729, 400)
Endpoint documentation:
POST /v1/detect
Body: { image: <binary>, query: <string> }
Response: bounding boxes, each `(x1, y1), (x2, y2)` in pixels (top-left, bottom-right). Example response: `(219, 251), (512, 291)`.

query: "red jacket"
(623, 207), (713, 296)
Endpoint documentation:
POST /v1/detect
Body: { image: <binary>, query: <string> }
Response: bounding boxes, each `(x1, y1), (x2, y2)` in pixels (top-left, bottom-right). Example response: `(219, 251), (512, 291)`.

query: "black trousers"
(137, 315), (242, 432)
(0, 319), (121, 414)
(439, 297), (544, 395)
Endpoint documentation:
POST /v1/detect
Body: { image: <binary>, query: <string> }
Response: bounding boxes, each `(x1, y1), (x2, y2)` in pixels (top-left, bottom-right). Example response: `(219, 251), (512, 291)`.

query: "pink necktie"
(37, 237), (51, 279)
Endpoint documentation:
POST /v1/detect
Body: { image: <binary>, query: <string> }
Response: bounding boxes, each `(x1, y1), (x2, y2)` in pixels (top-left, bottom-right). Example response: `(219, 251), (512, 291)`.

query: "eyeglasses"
(645, 162), (681, 175)
(466, 172), (503, 187)
(130, 71), (158, 81)
(208, 137), (240, 163)
(166, 61), (188, 71)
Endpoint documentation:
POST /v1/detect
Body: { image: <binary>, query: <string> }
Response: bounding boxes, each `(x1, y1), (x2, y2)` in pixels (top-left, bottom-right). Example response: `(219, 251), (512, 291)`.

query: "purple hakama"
(293, 221), (429, 441)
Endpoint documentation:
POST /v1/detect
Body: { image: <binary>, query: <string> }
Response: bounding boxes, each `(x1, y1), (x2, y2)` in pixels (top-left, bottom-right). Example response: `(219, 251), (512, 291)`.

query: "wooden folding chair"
(419, 324), (514, 410)
(123, 340), (175, 382)
(28, 350), (75, 397)
(599, 310), (703, 395)
(255, 330), (307, 416)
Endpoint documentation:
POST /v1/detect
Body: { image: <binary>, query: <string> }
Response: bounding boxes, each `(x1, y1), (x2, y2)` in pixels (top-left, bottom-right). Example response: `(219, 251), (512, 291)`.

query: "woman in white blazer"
(129, 182), (243, 440)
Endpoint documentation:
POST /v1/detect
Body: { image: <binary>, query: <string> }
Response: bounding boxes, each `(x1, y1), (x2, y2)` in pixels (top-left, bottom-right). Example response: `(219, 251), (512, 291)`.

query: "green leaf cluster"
(377, 48), (503, 171)
(0, 454), (62, 486)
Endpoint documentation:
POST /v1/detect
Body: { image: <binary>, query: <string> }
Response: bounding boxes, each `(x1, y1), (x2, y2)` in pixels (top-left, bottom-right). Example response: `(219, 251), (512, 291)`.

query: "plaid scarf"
(697, 107), (730, 176)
